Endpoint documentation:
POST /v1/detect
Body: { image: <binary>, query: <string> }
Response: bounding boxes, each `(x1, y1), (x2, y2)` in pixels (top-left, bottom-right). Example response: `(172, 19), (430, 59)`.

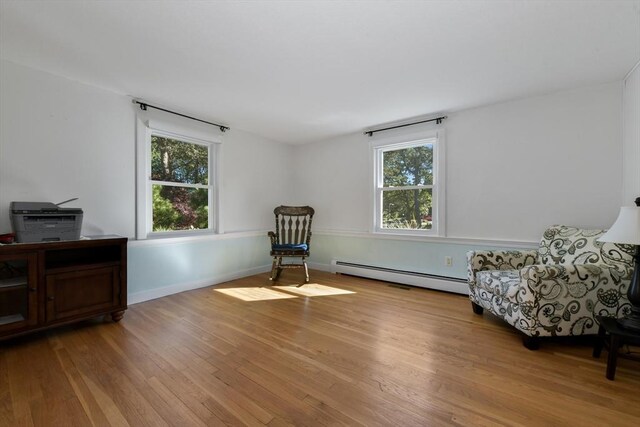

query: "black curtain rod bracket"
(134, 100), (229, 133)
(364, 115), (447, 137)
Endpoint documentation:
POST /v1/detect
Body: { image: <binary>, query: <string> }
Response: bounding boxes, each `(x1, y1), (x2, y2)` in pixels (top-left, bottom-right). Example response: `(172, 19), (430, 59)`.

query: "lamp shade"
(598, 207), (640, 245)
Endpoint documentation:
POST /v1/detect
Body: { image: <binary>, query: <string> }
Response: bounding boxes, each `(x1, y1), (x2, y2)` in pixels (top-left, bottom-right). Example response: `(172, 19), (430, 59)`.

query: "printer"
(10, 201), (83, 243)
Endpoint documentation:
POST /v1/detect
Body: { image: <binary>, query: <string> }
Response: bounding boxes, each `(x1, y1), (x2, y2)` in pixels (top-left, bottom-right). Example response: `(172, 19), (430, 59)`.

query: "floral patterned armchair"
(467, 225), (634, 349)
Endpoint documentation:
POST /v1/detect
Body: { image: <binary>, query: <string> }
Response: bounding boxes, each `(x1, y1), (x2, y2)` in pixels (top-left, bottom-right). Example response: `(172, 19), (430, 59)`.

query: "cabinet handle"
(29, 287), (36, 292)
(47, 296), (55, 301)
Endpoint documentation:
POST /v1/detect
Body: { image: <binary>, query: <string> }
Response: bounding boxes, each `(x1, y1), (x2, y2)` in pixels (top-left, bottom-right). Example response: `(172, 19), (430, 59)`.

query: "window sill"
(147, 229), (215, 239)
(374, 229), (440, 238)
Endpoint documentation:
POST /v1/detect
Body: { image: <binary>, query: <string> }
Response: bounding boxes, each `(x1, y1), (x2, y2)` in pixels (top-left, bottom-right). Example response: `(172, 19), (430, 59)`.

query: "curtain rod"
(364, 115), (447, 137)
(133, 100), (229, 133)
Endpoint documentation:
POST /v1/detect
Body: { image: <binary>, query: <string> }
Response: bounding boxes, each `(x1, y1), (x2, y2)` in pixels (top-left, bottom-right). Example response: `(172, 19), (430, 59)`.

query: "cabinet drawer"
(46, 266), (120, 323)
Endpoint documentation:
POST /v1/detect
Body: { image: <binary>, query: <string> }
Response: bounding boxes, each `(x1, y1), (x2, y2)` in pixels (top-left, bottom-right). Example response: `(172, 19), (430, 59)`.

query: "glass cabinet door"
(0, 253), (37, 332)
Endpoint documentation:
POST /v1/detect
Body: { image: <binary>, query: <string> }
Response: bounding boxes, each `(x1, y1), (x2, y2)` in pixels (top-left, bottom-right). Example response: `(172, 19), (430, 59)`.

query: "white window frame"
(372, 129), (445, 237)
(136, 119), (221, 239)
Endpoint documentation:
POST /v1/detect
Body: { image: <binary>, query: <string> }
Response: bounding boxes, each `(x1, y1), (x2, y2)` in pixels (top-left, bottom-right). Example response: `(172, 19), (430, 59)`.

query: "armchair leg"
(471, 302), (484, 315)
(522, 335), (540, 351)
(593, 323), (606, 358)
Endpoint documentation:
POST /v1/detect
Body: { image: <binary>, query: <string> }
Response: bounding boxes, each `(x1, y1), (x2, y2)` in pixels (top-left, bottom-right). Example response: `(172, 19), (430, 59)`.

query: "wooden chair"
(268, 206), (314, 282)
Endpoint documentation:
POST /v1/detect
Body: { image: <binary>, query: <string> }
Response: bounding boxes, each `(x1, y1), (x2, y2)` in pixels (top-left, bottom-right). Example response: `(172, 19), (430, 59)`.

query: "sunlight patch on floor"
(214, 287), (298, 301)
(275, 283), (356, 297)
(213, 283), (356, 301)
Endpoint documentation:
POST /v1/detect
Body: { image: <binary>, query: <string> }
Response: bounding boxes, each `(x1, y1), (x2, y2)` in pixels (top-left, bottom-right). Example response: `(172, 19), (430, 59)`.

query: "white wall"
(294, 82), (623, 242)
(291, 131), (370, 232)
(447, 82), (622, 239)
(0, 59), (294, 238)
(0, 59), (136, 236)
(0, 60), (296, 300)
(222, 129), (295, 232)
(623, 62), (640, 205)
(0, 58), (629, 291)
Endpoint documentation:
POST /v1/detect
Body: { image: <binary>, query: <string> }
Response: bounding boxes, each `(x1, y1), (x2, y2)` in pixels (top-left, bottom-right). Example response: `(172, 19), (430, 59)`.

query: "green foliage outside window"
(151, 136), (209, 231)
(382, 144), (433, 230)
(151, 136), (208, 184)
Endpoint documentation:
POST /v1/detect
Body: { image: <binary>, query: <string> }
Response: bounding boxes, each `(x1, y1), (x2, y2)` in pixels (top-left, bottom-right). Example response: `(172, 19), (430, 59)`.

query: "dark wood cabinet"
(0, 236), (127, 341)
(45, 265), (121, 322)
(0, 252), (38, 334)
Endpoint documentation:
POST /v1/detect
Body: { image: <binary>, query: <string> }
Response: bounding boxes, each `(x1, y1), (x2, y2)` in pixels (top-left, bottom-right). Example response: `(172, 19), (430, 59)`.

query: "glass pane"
(152, 185), (209, 232)
(383, 144), (433, 187)
(0, 260), (29, 326)
(151, 135), (208, 185)
(382, 188), (433, 230)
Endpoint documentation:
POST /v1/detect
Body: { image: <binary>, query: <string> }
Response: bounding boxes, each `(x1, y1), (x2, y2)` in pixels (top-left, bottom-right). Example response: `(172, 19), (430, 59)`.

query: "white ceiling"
(1, 1), (639, 144)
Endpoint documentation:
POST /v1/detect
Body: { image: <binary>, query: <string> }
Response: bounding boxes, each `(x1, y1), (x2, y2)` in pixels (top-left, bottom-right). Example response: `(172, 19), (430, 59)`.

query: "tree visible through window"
(382, 144), (433, 229)
(374, 135), (443, 234)
(150, 135), (211, 232)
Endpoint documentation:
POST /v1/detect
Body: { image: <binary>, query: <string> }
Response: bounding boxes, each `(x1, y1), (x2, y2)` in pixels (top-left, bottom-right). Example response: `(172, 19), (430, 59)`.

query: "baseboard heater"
(331, 260), (468, 295)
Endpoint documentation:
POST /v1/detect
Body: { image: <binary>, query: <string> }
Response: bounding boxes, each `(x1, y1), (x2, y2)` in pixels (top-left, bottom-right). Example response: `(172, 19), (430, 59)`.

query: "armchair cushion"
(467, 249), (537, 306)
(475, 270), (521, 305)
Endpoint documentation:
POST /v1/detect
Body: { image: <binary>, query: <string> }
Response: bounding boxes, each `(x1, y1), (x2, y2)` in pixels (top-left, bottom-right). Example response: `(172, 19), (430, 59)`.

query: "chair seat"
(272, 243), (308, 252)
(475, 269), (521, 304)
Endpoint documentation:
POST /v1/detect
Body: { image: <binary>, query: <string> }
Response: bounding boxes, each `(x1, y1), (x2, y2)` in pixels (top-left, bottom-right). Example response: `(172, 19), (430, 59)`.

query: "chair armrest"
(467, 249), (537, 284)
(268, 231), (276, 246)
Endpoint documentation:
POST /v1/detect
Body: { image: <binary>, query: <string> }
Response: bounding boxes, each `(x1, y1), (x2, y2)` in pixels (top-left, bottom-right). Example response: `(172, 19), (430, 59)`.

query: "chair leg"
(606, 335), (619, 380)
(522, 335), (540, 351)
(303, 258), (310, 283)
(270, 257), (282, 281)
(471, 302), (484, 315)
(593, 323), (606, 358)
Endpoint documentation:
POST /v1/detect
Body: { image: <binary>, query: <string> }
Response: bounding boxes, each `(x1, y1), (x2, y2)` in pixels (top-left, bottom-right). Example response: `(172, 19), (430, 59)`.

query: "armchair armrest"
(513, 263), (632, 335)
(520, 263), (631, 302)
(467, 249), (538, 284)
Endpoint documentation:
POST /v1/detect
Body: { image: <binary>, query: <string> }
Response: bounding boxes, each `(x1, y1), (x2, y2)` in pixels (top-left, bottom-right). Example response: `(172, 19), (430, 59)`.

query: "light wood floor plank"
(1, 270), (639, 426)
(0, 353), (15, 426)
(53, 346), (113, 427)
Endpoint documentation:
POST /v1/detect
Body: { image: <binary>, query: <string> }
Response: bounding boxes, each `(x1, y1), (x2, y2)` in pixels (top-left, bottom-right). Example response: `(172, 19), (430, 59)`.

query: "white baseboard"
(128, 264), (271, 305)
(309, 260), (468, 295)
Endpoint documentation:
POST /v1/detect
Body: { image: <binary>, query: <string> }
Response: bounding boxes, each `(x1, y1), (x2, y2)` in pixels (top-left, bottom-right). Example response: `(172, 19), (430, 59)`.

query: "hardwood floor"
(1, 270), (639, 426)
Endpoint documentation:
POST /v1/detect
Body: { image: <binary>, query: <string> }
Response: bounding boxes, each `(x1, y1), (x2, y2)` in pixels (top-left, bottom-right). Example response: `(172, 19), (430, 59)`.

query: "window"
(373, 131), (445, 235)
(137, 120), (220, 238)
(150, 133), (212, 232)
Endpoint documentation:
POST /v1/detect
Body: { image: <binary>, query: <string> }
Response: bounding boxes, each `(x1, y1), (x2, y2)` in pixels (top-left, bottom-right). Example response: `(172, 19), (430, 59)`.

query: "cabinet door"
(0, 253), (38, 334)
(46, 266), (120, 323)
